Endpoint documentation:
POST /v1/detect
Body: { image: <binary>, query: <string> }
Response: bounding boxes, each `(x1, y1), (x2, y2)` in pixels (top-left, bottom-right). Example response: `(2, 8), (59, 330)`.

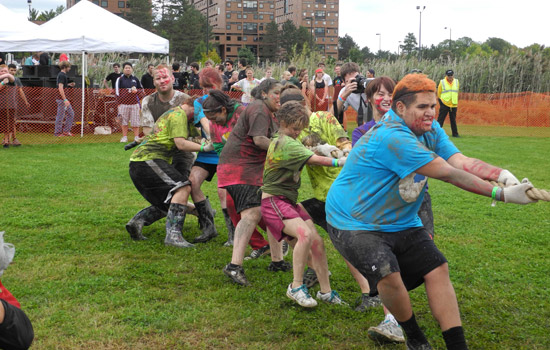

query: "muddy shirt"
(297, 111), (348, 202)
(140, 90), (189, 129)
(210, 104), (245, 156)
(218, 100), (279, 188)
(326, 109), (459, 232)
(130, 106), (198, 163)
(262, 134), (314, 204)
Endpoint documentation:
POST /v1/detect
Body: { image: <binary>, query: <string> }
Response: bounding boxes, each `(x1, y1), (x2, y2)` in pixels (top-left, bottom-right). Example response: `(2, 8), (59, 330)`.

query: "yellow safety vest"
(440, 78), (459, 106)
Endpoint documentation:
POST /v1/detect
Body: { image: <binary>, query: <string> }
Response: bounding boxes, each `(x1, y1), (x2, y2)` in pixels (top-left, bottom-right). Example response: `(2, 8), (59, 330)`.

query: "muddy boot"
(126, 206), (165, 241)
(193, 198), (219, 243)
(222, 208), (235, 246)
(165, 203), (194, 248)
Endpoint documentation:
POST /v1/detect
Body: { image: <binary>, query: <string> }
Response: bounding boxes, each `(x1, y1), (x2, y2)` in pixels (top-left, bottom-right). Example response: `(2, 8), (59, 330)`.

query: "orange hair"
(392, 73), (436, 102)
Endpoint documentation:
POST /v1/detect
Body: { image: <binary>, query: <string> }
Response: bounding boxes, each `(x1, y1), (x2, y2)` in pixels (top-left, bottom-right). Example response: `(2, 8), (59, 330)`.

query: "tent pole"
(81, 51), (85, 137)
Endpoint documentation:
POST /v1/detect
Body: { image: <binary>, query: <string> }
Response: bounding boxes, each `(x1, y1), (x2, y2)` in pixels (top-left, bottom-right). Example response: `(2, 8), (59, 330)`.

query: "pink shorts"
(261, 195), (312, 242)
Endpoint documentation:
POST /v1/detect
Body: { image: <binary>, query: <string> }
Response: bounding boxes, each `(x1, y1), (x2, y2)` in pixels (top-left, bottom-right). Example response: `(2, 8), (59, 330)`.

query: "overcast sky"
(2, 0), (549, 52)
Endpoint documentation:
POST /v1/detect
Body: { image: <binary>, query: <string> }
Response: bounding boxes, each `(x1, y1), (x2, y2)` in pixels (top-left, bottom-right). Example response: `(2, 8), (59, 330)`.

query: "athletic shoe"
(11, 139), (21, 146)
(282, 240), (289, 256)
(406, 341), (433, 350)
(63, 132), (74, 136)
(302, 267), (331, 288)
(267, 260), (292, 272)
(54, 134), (65, 137)
(245, 244), (270, 260)
(316, 290), (347, 305)
(2, 142), (8, 149)
(286, 284), (317, 308)
(120, 136), (128, 143)
(355, 293), (382, 312)
(368, 318), (405, 344)
(223, 263), (250, 286)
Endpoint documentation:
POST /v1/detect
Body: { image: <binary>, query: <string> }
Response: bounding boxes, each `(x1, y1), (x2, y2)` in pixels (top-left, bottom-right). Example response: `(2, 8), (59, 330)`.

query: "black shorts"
(192, 161), (217, 182)
(327, 224), (447, 295)
(225, 184), (262, 214)
(172, 151), (195, 179)
(0, 300), (34, 350)
(129, 159), (191, 212)
(300, 198), (327, 232)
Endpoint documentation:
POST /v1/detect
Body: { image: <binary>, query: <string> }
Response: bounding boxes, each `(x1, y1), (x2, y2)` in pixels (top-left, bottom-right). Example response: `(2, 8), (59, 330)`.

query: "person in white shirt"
(232, 67), (261, 105)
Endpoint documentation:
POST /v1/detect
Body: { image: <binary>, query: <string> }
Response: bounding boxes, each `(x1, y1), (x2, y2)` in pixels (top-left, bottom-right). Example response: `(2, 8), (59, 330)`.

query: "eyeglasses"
(225, 63), (231, 66)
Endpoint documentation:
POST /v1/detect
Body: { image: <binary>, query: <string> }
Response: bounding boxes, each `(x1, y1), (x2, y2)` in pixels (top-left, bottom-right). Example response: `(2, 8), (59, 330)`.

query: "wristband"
(495, 187), (503, 201)
(200, 143), (204, 152)
(338, 96), (346, 102)
(63, 99), (68, 102)
(332, 159), (338, 167)
(0, 82), (4, 86)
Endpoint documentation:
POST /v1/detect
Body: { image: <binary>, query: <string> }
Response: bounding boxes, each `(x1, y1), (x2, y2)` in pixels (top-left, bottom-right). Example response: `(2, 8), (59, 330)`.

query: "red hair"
(199, 67), (223, 89)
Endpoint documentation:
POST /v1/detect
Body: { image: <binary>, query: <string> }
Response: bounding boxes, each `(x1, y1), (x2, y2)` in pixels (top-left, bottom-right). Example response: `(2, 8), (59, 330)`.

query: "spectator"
(172, 62), (188, 90)
(227, 70), (239, 91)
(103, 63), (122, 90)
(39, 52), (50, 65)
(53, 61), (76, 137)
(7, 64), (29, 147)
(437, 69), (460, 137)
(0, 232), (35, 350)
(0, 53), (4, 65)
(237, 59), (247, 81)
(115, 62), (143, 143)
(280, 71), (291, 86)
(140, 64), (155, 90)
(224, 60), (235, 80)
(332, 63), (345, 124)
(298, 69), (310, 98)
(59, 53), (69, 62)
(367, 68), (375, 78)
(310, 68), (329, 112)
(232, 67), (261, 105)
(317, 62), (333, 94)
(288, 66), (300, 86)
(0, 65), (16, 148)
(336, 62), (370, 126)
(24, 54), (39, 66)
(259, 67), (273, 82)
(217, 64), (229, 91)
(204, 59), (214, 68)
(188, 62), (201, 90)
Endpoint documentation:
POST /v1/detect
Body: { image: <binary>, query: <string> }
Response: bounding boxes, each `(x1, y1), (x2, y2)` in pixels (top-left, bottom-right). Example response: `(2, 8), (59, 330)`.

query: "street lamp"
(444, 26), (452, 50)
(27, 0), (32, 18)
(398, 41), (402, 55)
(305, 16), (314, 50)
(416, 5), (426, 60)
(376, 33), (381, 53)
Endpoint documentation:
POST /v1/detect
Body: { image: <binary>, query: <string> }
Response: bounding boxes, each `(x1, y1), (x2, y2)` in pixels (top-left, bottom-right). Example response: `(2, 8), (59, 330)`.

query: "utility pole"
(416, 5), (426, 60)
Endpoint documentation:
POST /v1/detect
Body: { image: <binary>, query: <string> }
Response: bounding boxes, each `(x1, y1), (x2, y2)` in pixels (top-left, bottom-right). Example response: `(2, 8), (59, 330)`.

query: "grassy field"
(1, 135), (549, 350)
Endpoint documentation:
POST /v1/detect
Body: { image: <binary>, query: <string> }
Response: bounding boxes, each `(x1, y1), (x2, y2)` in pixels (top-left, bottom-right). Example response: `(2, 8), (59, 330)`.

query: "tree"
(36, 5), (64, 21)
(348, 47), (363, 63)
(262, 21), (279, 62)
(126, 0), (153, 31)
(484, 37), (512, 55)
(279, 20), (298, 59)
(28, 8), (39, 21)
(237, 47), (256, 66)
(338, 34), (359, 60)
(400, 33), (417, 56)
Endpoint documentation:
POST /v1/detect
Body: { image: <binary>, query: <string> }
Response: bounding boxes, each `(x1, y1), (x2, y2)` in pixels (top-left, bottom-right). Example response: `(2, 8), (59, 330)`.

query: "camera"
(351, 74), (373, 94)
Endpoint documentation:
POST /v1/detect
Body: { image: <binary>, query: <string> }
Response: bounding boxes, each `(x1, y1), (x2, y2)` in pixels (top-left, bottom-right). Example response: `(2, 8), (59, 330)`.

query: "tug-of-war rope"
(489, 181), (550, 202)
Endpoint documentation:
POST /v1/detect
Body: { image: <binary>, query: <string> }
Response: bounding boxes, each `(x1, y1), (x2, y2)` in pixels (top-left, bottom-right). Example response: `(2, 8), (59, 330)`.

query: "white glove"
(503, 179), (537, 204)
(337, 156), (347, 167)
(498, 169), (520, 186)
(314, 143), (340, 158)
(201, 141), (214, 152)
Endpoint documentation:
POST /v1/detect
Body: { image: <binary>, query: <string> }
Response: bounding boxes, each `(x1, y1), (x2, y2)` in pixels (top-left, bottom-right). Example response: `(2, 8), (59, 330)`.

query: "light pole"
(305, 16), (314, 50)
(376, 33), (381, 53)
(27, 0), (32, 18)
(206, 0), (209, 55)
(398, 41), (402, 55)
(444, 26), (452, 50)
(416, 5), (426, 60)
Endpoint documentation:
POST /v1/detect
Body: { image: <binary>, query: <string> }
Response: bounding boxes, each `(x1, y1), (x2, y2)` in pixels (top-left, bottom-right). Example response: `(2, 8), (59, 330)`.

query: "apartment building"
(191, 0), (339, 61)
(66, 0), (133, 17)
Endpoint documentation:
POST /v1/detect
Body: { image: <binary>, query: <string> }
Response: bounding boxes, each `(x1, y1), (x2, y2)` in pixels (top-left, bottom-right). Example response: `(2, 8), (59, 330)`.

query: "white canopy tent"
(0, 0), (169, 136)
(0, 4), (38, 38)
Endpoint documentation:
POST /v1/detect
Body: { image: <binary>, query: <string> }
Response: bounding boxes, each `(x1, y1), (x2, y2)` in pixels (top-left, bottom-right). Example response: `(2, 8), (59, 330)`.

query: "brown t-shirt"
(217, 100), (279, 187)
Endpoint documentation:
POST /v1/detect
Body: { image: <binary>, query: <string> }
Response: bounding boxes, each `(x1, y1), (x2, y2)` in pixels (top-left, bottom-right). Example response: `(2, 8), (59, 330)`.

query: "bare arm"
(58, 83), (69, 103)
(306, 154), (336, 167)
(102, 79), (109, 89)
(416, 156), (494, 197)
(0, 73), (15, 83)
(252, 135), (271, 150)
(18, 87), (29, 106)
(199, 117), (211, 139)
(174, 137), (202, 152)
(447, 153), (502, 181)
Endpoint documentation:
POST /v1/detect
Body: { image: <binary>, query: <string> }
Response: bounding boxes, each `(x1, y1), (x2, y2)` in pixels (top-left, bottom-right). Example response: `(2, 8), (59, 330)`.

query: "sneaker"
(2, 142), (8, 149)
(63, 132), (74, 136)
(355, 294), (382, 312)
(245, 244), (270, 260)
(303, 267), (318, 288)
(223, 263), (250, 286)
(282, 240), (289, 257)
(286, 284), (317, 308)
(406, 341), (433, 350)
(368, 318), (406, 344)
(54, 133), (65, 137)
(316, 290), (347, 305)
(267, 260), (292, 272)
(11, 139), (21, 146)
(120, 136), (128, 143)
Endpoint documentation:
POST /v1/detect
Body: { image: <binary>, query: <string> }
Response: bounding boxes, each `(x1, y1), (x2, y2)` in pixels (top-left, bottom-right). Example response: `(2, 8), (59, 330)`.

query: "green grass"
(2, 136), (549, 350)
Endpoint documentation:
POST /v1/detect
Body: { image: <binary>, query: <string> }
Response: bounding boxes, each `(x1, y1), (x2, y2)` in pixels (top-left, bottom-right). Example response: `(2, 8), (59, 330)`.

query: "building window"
(259, 3), (263, 8)
(226, 13), (231, 18)
(92, 0), (99, 4)
(215, 36), (220, 40)
(237, 13), (242, 18)
(226, 36), (231, 40)
(226, 2), (230, 7)
(101, 0), (108, 7)
(118, 1), (124, 8)
(226, 25), (231, 29)
(259, 15), (263, 19)
(237, 3), (241, 7)
(270, 4), (274, 8)
(269, 15), (274, 19)
(237, 25), (242, 30)
(126, 2), (130, 7)
(226, 47), (231, 52)
(243, 36), (247, 41)
(237, 36), (242, 40)
(243, 0), (258, 11)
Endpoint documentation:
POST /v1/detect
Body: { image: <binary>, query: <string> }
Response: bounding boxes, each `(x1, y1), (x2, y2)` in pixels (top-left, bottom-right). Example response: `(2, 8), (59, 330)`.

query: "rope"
(489, 181), (550, 202)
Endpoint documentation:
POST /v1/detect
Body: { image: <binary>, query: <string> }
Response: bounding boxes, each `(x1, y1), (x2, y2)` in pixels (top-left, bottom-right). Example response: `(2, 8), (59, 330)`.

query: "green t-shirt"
(262, 133), (314, 204)
(130, 106), (197, 163)
(297, 111), (348, 202)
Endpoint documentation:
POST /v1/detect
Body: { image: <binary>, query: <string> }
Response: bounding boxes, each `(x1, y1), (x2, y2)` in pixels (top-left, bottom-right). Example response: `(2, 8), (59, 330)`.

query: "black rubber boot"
(165, 203), (194, 248)
(193, 198), (218, 243)
(126, 206), (165, 241)
(222, 208), (235, 246)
